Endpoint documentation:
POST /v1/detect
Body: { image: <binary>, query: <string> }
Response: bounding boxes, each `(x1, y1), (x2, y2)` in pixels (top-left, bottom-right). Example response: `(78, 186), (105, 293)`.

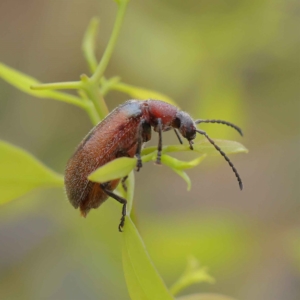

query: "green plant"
(0, 0), (247, 299)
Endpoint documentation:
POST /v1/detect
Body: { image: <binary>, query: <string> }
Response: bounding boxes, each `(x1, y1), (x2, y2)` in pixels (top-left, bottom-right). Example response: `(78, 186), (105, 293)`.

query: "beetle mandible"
(64, 99), (243, 231)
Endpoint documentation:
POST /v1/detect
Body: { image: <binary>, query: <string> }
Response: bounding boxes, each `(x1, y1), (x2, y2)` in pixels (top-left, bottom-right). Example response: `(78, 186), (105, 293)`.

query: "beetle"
(65, 99), (243, 231)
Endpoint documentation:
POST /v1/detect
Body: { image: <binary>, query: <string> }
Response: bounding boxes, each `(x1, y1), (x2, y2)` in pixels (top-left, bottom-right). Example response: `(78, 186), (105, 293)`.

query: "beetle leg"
(135, 120), (145, 171)
(100, 184), (127, 232)
(121, 176), (128, 192)
(173, 128), (183, 144)
(156, 118), (163, 165)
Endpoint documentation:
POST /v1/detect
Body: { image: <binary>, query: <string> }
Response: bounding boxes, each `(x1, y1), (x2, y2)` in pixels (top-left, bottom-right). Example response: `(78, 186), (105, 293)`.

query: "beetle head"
(174, 111), (197, 141)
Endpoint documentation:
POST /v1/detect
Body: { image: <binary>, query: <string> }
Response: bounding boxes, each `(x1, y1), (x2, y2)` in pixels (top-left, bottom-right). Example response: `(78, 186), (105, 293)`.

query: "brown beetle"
(65, 100), (243, 231)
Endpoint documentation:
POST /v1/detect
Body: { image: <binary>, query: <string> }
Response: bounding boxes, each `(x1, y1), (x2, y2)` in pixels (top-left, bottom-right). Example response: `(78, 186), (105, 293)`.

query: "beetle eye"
(172, 117), (181, 128)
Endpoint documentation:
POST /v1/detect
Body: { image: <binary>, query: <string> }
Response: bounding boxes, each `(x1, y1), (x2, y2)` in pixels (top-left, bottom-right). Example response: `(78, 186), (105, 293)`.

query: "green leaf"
(177, 294), (237, 300)
(88, 157), (136, 183)
(172, 169), (191, 191)
(170, 256), (214, 296)
(160, 155), (207, 191)
(0, 140), (64, 205)
(122, 217), (174, 300)
(112, 82), (177, 105)
(192, 140), (248, 156)
(161, 154), (206, 171)
(141, 147), (157, 156)
(82, 17), (100, 73)
(141, 140), (248, 157)
(126, 171), (135, 214)
(0, 63), (86, 108)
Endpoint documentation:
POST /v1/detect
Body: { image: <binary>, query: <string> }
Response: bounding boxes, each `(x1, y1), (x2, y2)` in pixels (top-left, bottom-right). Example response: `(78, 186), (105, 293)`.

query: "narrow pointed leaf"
(0, 63), (85, 108)
(161, 154), (206, 170)
(122, 217), (174, 300)
(160, 155), (192, 190)
(0, 140), (64, 205)
(141, 146), (157, 156)
(192, 140), (248, 156)
(170, 256), (214, 296)
(88, 157), (136, 183)
(173, 169), (191, 191)
(142, 140), (247, 157)
(125, 171), (135, 214)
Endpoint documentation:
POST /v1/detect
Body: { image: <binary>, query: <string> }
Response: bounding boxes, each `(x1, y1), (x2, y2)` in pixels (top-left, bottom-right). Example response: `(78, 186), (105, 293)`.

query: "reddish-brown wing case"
(64, 100), (143, 216)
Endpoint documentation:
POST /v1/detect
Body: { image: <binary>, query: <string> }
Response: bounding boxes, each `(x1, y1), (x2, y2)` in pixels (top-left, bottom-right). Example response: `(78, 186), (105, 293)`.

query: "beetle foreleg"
(100, 184), (127, 232)
(173, 128), (183, 144)
(135, 120), (145, 171)
(156, 118), (163, 165)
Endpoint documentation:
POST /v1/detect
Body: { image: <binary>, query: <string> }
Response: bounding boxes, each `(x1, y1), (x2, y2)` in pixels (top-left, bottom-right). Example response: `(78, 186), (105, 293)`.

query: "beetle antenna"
(195, 119), (243, 136)
(196, 129), (243, 190)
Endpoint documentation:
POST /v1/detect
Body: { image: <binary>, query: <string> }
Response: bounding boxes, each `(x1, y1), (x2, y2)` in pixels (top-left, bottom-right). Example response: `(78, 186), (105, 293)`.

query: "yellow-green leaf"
(160, 155), (192, 190)
(0, 140), (63, 205)
(88, 157), (136, 183)
(174, 169), (192, 191)
(192, 140), (248, 156)
(125, 171), (135, 214)
(161, 154), (207, 171)
(112, 82), (177, 105)
(0, 62), (86, 108)
(142, 140), (248, 157)
(122, 217), (174, 300)
(170, 256), (214, 296)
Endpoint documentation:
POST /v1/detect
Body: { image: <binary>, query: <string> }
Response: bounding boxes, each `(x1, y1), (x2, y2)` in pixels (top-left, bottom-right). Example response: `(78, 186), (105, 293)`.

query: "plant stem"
(83, 81), (109, 120)
(90, 88), (108, 120)
(100, 76), (121, 96)
(82, 17), (100, 74)
(91, 0), (129, 84)
(47, 92), (90, 110)
(31, 81), (82, 90)
(84, 101), (101, 125)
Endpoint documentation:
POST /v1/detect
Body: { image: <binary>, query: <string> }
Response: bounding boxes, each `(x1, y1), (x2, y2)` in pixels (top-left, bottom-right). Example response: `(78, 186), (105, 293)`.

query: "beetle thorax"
(142, 100), (179, 129)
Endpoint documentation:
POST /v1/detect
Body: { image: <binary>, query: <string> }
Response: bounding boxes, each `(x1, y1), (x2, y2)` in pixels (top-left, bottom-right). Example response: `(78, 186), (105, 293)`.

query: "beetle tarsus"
(136, 159), (143, 171)
(119, 215), (126, 232)
(121, 176), (128, 192)
(155, 153), (162, 165)
(118, 202), (127, 232)
(100, 184), (127, 232)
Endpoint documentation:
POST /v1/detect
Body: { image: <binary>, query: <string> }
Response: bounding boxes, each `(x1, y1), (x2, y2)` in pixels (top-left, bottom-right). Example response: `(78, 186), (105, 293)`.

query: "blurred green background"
(0, 0), (299, 299)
